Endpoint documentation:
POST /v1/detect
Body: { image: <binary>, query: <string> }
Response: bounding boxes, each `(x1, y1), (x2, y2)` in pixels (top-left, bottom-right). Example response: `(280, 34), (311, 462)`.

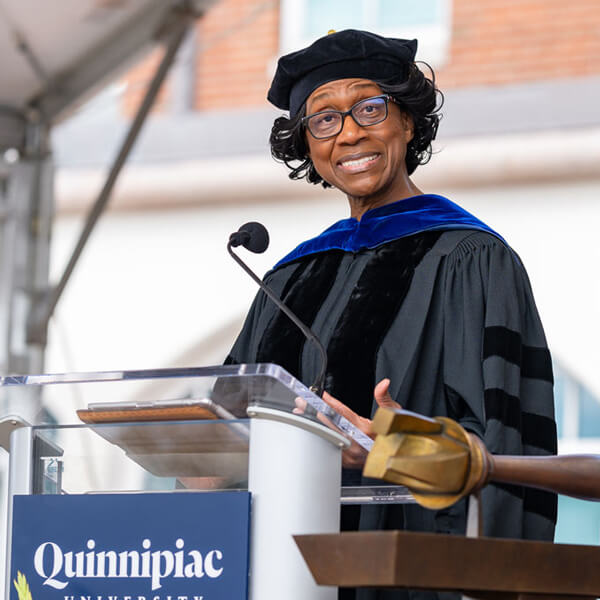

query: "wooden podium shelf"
(294, 531), (600, 599)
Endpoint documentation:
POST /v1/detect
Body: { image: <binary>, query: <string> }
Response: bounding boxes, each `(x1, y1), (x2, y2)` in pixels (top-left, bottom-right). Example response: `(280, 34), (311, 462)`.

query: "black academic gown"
(226, 220), (557, 600)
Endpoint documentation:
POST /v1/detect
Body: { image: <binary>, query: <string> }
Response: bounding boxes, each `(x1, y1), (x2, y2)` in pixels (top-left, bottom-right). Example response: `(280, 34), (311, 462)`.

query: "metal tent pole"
(27, 13), (194, 346)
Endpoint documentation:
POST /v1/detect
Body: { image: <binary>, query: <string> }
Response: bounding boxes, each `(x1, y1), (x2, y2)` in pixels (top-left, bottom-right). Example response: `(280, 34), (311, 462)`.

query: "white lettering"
(96, 551), (118, 577)
(75, 551), (85, 576)
(151, 550), (174, 590)
(205, 549), (224, 578)
(64, 552), (76, 578)
(184, 551), (204, 578)
(85, 540), (96, 577)
(33, 538), (223, 591)
(34, 542), (68, 589)
(174, 538), (185, 577)
(63, 550), (87, 578)
(119, 551), (141, 577)
(141, 539), (151, 577)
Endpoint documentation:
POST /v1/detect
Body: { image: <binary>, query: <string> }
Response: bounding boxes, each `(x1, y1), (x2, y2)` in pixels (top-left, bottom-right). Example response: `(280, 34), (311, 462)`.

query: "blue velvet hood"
(275, 194), (503, 268)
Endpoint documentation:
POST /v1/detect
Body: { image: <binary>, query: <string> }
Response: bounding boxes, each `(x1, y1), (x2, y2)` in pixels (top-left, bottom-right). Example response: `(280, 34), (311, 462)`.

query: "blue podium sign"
(10, 492), (250, 600)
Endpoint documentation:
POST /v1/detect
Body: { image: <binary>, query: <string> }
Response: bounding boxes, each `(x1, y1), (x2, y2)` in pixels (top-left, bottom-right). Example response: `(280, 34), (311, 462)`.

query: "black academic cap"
(268, 29), (418, 117)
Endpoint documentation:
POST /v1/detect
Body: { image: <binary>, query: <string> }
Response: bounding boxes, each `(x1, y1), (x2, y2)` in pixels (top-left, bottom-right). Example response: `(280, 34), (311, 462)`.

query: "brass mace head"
(363, 408), (489, 509)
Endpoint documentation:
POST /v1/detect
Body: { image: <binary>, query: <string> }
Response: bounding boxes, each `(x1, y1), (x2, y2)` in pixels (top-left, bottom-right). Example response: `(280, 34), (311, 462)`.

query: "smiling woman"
(269, 38), (441, 200)
(303, 79), (419, 217)
(226, 29), (557, 600)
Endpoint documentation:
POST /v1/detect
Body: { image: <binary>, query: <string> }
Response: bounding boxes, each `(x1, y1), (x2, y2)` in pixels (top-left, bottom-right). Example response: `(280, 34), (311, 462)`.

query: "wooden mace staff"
(363, 407), (600, 510)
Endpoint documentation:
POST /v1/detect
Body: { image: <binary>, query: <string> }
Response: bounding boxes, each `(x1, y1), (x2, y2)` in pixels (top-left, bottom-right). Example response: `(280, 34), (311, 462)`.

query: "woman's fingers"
(322, 390), (375, 443)
(374, 378), (402, 410)
(319, 383), (400, 469)
(292, 396), (308, 415)
(322, 391), (360, 424)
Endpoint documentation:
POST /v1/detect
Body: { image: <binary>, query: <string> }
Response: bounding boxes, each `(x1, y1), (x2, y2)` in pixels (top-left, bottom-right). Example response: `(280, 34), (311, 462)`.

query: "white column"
(248, 408), (348, 600)
(4, 425), (33, 600)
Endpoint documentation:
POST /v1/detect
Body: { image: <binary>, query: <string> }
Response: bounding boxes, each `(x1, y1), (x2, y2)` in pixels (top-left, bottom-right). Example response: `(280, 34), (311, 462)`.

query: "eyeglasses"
(302, 94), (398, 139)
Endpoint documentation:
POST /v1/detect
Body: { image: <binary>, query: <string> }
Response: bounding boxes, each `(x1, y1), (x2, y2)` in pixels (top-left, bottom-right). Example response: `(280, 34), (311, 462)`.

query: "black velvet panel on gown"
(256, 233), (442, 600)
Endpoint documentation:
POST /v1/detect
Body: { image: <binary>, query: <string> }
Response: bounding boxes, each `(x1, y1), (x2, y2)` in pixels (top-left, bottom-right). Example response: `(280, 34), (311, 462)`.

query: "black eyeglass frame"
(301, 94), (400, 140)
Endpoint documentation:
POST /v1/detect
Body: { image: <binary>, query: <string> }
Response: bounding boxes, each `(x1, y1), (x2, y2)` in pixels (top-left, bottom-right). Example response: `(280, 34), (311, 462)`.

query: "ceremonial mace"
(295, 410), (600, 597)
(363, 408), (600, 510)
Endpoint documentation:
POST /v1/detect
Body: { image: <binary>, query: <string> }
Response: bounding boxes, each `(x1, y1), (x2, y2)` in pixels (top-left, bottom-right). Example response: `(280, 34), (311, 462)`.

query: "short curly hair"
(269, 62), (443, 187)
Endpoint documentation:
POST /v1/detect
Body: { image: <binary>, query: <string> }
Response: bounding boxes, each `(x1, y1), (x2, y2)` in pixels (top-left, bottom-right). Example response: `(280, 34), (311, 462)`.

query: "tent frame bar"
(27, 11), (194, 345)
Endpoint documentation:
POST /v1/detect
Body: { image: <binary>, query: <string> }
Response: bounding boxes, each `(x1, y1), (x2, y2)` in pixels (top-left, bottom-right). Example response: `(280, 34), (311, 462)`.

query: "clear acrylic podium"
(2, 364), (412, 599)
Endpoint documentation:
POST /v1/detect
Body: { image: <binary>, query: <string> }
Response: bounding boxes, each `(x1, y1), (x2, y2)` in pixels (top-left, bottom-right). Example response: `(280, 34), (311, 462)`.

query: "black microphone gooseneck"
(227, 222), (328, 397)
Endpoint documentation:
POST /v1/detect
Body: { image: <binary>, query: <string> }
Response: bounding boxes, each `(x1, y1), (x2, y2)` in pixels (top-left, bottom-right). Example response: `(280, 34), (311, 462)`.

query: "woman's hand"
(321, 378), (402, 469)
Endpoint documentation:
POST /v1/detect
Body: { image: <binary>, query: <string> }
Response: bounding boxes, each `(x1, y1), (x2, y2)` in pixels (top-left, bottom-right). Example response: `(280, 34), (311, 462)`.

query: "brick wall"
(120, 0), (599, 114)
(195, 0), (279, 110)
(438, 0), (600, 88)
(120, 0), (279, 115)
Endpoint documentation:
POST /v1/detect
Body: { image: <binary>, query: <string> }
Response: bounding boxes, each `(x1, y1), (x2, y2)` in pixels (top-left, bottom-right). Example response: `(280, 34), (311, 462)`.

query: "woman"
(225, 28), (557, 589)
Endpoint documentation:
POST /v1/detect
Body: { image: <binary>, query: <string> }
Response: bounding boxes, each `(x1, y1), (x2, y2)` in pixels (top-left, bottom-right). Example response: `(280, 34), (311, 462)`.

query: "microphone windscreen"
(238, 222), (269, 253)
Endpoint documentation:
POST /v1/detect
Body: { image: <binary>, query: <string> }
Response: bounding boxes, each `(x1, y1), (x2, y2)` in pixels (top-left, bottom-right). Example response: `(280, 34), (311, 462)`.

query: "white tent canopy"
(0, 0), (213, 149)
(0, 0), (214, 383)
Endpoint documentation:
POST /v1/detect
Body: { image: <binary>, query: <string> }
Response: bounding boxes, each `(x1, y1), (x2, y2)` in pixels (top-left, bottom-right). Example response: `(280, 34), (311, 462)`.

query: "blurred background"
(0, 0), (599, 580)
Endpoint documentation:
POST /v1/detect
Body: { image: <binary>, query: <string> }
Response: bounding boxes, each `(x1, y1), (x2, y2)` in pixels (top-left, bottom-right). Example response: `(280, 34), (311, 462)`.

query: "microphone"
(228, 222), (269, 253)
(227, 222), (328, 397)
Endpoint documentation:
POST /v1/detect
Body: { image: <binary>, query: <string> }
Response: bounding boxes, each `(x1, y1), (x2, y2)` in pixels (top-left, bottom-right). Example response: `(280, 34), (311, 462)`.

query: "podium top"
(0, 363), (373, 450)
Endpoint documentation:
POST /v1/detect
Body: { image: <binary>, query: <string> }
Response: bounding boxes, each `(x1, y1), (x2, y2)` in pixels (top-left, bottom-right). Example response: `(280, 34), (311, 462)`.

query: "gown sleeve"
(442, 232), (557, 540)
(224, 292), (262, 365)
(217, 284), (272, 415)
(224, 280), (273, 366)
